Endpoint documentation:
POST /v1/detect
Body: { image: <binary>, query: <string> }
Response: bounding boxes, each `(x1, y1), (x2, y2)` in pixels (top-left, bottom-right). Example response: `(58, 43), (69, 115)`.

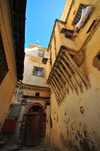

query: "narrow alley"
(0, 0), (100, 151)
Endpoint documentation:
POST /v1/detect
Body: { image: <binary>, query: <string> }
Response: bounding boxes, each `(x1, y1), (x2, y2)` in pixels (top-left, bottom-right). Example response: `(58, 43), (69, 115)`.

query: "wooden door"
(24, 112), (42, 146)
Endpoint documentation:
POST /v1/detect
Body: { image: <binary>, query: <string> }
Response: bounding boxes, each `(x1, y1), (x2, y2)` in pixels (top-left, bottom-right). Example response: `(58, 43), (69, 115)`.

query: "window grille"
(0, 31), (8, 84)
(72, 4), (87, 26)
(33, 66), (44, 77)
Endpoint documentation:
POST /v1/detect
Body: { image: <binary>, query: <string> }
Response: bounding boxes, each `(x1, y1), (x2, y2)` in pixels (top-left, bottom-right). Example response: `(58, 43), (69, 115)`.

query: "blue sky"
(25, 0), (66, 48)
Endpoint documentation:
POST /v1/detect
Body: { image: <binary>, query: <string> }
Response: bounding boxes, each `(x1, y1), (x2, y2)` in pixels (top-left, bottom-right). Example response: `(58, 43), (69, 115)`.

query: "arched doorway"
(22, 103), (46, 147)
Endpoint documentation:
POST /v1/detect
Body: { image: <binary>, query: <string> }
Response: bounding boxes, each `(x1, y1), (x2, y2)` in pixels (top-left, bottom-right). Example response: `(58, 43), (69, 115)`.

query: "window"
(87, 20), (97, 33)
(33, 66), (44, 77)
(72, 4), (92, 32)
(72, 4), (87, 26)
(38, 50), (44, 57)
(50, 52), (52, 65)
(0, 31), (9, 84)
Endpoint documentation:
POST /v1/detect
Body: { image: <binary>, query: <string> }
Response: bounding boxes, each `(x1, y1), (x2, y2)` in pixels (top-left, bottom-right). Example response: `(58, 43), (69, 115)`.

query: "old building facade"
(47, 0), (100, 151)
(0, 0), (26, 136)
(1, 44), (51, 146)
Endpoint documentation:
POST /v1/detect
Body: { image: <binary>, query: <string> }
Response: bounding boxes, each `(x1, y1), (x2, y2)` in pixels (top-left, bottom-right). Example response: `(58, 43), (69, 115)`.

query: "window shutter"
(41, 68), (44, 76)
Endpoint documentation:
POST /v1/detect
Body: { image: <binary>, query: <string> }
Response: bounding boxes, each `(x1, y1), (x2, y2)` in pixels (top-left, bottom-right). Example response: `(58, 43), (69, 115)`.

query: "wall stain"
(80, 139), (96, 151)
(60, 123), (97, 151)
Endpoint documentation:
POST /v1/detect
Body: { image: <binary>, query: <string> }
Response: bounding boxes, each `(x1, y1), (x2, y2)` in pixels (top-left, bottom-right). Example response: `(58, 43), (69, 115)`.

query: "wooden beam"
(49, 77), (63, 101)
(48, 80), (61, 103)
(63, 54), (83, 93)
(59, 64), (78, 94)
(65, 52), (91, 88)
(51, 76), (64, 99)
(61, 59), (79, 93)
(50, 81), (61, 104)
(56, 68), (69, 94)
(54, 71), (66, 95)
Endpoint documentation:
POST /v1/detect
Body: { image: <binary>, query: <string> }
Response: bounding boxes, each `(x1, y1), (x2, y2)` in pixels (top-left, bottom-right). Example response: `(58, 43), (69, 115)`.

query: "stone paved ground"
(0, 142), (61, 151)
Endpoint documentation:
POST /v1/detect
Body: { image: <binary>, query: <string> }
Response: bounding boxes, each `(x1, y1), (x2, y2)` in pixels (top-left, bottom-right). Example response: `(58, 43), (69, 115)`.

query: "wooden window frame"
(33, 66), (44, 77)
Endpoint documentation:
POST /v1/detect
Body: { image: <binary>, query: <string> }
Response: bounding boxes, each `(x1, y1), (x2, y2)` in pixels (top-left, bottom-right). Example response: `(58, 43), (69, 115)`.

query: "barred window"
(72, 4), (87, 26)
(0, 31), (8, 84)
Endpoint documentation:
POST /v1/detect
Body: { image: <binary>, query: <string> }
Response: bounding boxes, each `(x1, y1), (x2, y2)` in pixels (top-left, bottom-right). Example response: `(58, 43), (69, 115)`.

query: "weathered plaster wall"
(0, 0), (17, 128)
(45, 105), (51, 143)
(50, 17), (100, 151)
(49, 0), (100, 150)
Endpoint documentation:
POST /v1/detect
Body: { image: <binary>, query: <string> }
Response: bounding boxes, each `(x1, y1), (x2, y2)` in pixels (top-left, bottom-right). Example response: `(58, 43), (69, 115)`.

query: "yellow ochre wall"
(48, 0), (100, 151)
(0, 0), (17, 129)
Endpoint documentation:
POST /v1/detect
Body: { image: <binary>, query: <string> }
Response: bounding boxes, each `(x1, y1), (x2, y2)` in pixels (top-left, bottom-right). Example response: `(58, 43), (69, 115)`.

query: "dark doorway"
(23, 105), (46, 147)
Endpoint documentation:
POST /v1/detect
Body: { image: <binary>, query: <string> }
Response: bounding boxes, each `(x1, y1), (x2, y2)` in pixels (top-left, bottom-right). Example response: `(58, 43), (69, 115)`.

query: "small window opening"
(50, 116), (52, 128)
(50, 52), (52, 65)
(35, 92), (39, 96)
(87, 20), (97, 33)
